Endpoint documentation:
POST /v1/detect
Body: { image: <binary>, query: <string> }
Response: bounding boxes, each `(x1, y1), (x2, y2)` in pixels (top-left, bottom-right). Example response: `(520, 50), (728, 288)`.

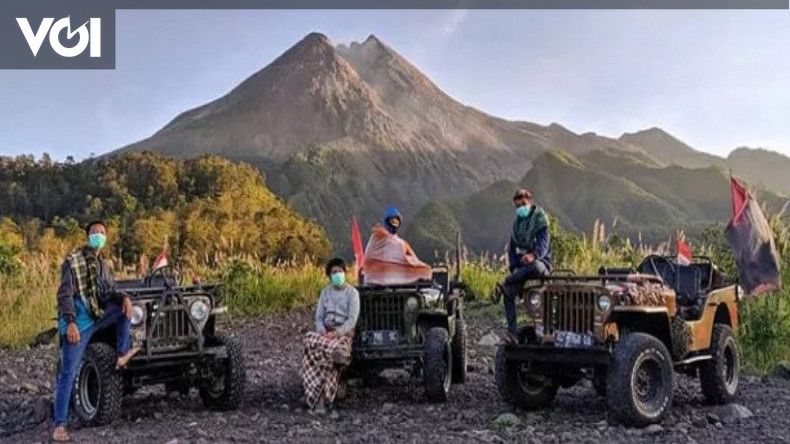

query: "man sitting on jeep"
(363, 207), (432, 285)
(52, 220), (140, 442)
(497, 189), (552, 340)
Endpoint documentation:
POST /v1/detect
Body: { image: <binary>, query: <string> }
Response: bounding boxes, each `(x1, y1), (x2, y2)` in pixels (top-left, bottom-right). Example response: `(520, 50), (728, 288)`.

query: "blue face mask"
(88, 233), (106, 250)
(516, 205), (531, 219)
(330, 271), (346, 287)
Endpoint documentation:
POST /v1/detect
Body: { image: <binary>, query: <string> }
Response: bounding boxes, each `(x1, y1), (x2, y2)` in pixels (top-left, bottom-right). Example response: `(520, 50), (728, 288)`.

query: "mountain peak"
(620, 127), (675, 142)
(270, 32), (336, 68)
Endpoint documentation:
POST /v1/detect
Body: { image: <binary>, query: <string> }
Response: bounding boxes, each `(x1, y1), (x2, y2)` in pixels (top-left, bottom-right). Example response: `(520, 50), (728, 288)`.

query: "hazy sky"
(1, 10), (789, 160)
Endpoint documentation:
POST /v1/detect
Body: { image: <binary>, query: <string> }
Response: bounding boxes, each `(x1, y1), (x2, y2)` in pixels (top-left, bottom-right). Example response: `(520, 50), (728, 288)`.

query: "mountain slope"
(408, 149), (785, 256)
(727, 147), (790, 195)
(619, 128), (722, 169)
(116, 33), (647, 248)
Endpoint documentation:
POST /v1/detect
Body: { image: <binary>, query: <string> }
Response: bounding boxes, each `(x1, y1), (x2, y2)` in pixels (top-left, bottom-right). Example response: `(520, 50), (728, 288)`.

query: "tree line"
(0, 152), (331, 272)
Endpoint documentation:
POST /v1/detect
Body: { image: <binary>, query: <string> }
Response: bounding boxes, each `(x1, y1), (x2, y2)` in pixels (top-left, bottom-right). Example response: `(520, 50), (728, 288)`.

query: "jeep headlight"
(419, 289), (442, 307)
(528, 291), (542, 310)
(406, 296), (419, 311)
(130, 304), (145, 326)
(190, 300), (209, 320)
(597, 295), (612, 311)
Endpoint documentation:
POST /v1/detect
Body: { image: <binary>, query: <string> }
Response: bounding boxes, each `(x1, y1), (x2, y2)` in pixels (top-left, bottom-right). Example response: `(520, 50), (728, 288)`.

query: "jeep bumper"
(128, 345), (228, 368)
(353, 344), (424, 362)
(504, 344), (610, 367)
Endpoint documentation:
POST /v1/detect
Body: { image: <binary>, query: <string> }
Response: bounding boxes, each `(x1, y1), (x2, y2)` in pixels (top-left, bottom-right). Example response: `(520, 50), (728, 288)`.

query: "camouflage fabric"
(619, 277), (675, 306)
(67, 246), (104, 319)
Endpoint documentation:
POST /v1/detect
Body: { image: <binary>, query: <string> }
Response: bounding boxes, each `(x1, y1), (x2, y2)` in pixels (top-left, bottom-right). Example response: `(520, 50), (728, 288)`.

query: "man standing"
(499, 189), (552, 340)
(52, 221), (139, 442)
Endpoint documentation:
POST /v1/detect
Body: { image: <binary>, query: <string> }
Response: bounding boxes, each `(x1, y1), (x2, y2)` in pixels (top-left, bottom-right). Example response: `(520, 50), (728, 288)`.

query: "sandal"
(52, 426), (70, 442)
(116, 347), (141, 369)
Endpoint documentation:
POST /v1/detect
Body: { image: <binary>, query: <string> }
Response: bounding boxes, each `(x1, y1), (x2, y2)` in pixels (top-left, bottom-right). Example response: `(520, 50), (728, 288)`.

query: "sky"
(1, 9), (789, 160)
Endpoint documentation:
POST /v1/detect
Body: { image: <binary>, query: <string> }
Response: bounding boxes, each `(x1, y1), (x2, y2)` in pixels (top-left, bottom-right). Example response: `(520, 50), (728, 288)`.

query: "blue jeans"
(503, 261), (548, 333)
(53, 303), (131, 426)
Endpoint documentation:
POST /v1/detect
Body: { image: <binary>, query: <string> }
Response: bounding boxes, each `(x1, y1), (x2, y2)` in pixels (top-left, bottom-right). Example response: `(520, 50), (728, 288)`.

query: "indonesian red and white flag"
(676, 237), (693, 266)
(152, 249), (169, 271)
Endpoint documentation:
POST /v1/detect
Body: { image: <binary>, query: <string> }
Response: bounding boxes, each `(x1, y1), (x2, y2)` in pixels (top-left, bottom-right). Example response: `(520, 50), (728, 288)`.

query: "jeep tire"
(495, 345), (558, 410)
(451, 317), (467, 384)
(73, 342), (123, 426)
(699, 324), (740, 404)
(200, 334), (245, 410)
(606, 333), (673, 426)
(423, 327), (452, 402)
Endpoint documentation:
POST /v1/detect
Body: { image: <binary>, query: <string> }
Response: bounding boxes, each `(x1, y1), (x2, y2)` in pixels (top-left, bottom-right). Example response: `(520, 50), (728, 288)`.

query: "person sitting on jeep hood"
(362, 207), (432, 285)
(302, 257), (360, 410)
(498, 189), (552, 339)
(52, 220), (140, 442)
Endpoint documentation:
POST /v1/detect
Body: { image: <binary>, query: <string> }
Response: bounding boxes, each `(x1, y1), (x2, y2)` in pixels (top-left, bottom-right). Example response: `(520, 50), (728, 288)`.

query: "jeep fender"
(418, 312), (452, 337)
(609, 309), (673, 354)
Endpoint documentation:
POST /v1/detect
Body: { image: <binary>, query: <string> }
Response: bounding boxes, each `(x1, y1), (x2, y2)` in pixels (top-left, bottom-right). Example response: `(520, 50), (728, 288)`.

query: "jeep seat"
(675, 266), (701, 305)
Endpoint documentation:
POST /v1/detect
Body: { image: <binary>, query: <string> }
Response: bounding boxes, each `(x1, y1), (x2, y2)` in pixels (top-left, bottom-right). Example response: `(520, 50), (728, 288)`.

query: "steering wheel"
(638, 255), (676, 286)
(145, 265), (178, 288)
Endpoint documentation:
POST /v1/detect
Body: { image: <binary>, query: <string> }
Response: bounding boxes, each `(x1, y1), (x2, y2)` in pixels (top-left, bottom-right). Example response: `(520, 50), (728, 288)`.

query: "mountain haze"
(116, 32), (790, 253)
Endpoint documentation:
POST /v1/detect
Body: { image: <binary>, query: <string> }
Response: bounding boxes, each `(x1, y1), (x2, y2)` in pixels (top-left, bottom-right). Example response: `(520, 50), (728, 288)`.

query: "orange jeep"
(495, 255), (740, 426)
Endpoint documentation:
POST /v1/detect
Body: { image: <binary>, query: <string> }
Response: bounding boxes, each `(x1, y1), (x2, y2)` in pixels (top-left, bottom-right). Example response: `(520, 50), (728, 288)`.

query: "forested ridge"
(0, 151), (330, 270)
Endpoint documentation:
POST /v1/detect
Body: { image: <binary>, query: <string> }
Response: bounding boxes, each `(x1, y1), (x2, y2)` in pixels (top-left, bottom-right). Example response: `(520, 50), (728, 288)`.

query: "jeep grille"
(148, 301), (196, 351)
(543, 289), (596, 335)
(356, 292), (414, 346)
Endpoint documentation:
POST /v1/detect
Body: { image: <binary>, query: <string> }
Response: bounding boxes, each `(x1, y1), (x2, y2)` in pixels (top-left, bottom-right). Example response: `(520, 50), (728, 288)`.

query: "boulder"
(716, 404), (754, 424)
(490, 412), (522, 429)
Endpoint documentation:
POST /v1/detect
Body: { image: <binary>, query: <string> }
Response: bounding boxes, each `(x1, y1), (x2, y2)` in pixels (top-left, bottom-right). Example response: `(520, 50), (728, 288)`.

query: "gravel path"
(1, 302), (789, 443)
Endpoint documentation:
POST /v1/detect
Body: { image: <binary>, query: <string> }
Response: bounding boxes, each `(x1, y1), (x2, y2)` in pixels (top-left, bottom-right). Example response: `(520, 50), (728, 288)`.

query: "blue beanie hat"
(383, 207), (402, 233)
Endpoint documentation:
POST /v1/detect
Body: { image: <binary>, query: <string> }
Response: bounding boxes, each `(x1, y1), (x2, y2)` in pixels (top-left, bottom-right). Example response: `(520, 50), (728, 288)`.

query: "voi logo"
(15, 17), (101, 58)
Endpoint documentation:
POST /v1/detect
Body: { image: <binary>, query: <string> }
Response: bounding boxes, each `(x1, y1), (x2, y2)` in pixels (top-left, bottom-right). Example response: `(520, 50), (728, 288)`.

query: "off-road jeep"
(349, 264), (468, 402)
(63, 266), (246, 426)
(495, 255), (740, 426)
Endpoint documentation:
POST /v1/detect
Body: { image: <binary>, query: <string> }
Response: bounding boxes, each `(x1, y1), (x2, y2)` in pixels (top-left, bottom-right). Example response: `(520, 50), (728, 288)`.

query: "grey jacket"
(314, 284), (360, 335)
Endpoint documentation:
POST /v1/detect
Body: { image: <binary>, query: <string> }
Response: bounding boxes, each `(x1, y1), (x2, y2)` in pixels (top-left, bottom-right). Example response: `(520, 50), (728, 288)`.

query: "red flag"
(676, 238), (692, 266)
(725, 176), (782, 296)
(730, 176), (749, 226)
(152, 249), (169, 271)
(351, 217), (365, 270)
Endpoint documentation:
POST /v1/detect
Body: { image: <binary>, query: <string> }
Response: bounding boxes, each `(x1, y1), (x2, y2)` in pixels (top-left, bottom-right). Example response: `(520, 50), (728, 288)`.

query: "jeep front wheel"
(495, 345), (558, 409)
(423, 327), (452, 402)
(73, 342), (123, 426)
(200, 334), (246, 410)
(606, 333), (673, 426)
(699, 324), (740, 404)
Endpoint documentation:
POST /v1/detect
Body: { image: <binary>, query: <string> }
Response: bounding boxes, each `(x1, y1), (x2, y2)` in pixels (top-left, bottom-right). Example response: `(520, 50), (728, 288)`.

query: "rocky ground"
(1, 302), (789, 443)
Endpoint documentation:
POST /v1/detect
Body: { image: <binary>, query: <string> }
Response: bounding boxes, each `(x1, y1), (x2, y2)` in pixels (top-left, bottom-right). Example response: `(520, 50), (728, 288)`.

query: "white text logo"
(16, 17), (101, 58)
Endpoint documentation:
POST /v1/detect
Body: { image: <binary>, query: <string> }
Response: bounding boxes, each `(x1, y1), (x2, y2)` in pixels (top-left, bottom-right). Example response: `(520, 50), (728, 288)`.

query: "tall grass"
(210, 259), (327, 316)
(735, 216), (790, 373)
(0, 254), (59, 347)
